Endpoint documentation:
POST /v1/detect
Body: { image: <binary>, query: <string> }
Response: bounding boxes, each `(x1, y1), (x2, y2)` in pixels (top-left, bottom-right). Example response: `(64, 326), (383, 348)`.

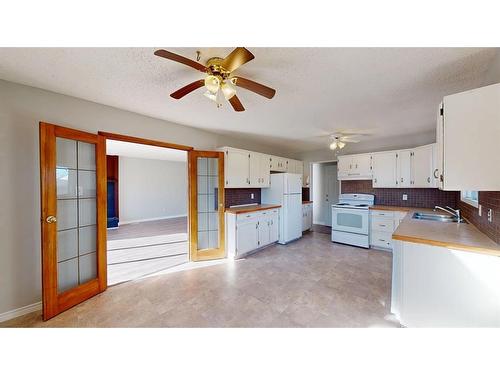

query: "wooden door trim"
(98, 131), (194, 151)
(188, 150), (225, 261)
(40, 123), (58, 319)
(39, 122), (107, 320)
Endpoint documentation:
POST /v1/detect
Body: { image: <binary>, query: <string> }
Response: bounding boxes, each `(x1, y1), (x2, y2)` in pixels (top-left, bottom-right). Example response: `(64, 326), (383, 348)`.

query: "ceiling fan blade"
(233, 76), (276, 99)
(341, 139), (360, 143)
(170, 80), (205, 99)
(228, 95), (245, 112)
(220, 48), (255, 72)
(154, 49), (207, 73)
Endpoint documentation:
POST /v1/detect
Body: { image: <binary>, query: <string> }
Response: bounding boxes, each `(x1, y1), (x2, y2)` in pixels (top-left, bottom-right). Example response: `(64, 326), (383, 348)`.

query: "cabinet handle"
(433, 169), (439, 179)
(427, 177), (431, 183)
(401, 178), (403, 182)
(379, 224), (386, 227)
(374, 178), (377, 183)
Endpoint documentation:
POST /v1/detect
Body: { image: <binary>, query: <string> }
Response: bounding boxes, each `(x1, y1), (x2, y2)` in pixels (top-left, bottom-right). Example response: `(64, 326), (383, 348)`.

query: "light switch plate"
(402, 194), (408, 201)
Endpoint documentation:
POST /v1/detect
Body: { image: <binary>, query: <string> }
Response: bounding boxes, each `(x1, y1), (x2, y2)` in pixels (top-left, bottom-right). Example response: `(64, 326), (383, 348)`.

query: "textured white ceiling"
(106, 140), (187, 162)
(0, 47), (497, 153)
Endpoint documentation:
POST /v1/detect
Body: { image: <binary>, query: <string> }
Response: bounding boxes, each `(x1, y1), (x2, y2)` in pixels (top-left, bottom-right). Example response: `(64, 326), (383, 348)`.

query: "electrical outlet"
(251, 193), (254, 199)
(478, 204), (482, 216)
(402, 194), (408, 201)
(487, 208), (493, 223)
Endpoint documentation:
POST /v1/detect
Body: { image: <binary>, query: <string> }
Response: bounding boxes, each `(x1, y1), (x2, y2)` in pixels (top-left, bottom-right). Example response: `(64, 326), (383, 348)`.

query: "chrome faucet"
(434, 206), (462, 222)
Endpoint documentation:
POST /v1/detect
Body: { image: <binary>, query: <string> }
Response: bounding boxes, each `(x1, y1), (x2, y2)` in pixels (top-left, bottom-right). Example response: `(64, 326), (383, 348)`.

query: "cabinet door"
(269, 214), (279, 243)
(248, 152), (261, 187)
(236, 220), (258, 254)
(397, 150), (412, 187)
(258, 219), (271, 247)
(372, 152), (397, 187)
(436, 104), (444, 190)
(353, 154), (372, 178)
(337, 156), (351, 178)
(225, 149), (249, 187)
(270, 156), (284, 171)
(259, 154), (271, 187)
(412, 144), (433, 187)
(302, 206), (307, 231)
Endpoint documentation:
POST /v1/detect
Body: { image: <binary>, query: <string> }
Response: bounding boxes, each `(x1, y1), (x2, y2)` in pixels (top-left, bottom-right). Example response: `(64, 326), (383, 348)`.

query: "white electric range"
(331, 193), (375, 248)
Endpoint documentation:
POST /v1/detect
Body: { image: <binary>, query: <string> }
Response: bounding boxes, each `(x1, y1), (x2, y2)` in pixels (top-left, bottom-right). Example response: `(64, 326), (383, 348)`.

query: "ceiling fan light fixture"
(338, 141), (346, 149)
(221, 80), (237, 100)
(204, 75), (220, 93)
(329, 142), (338, 150)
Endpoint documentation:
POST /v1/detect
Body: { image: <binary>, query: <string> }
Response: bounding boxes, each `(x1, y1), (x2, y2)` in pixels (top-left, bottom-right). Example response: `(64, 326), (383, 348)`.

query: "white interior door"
(324, 164), (338, 226)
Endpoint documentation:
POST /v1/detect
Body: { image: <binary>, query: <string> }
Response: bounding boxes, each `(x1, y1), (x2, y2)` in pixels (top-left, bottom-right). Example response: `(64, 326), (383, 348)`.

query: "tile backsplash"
(340, 180), (458, 208)
(224, 188), (261, 208)
(457, 191), (500, 244)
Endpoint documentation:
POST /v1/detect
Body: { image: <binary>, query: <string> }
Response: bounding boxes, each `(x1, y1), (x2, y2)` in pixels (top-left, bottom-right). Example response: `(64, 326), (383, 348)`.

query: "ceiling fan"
(329, 132), (366, 150)
(154, 47), (276, 112)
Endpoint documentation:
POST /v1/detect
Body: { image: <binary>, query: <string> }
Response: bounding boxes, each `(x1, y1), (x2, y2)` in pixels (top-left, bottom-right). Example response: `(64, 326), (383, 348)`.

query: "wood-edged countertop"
(370, 205), (411, 212)
(392, 207), (500, 257)
(225, 204), (281, 215)
(302, 201), (313, 204)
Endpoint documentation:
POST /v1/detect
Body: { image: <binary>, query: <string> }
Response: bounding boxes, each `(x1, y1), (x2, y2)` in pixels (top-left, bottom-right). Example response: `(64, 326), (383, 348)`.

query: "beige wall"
(0, 79), (293, 316)
(119, 156), (187, 223)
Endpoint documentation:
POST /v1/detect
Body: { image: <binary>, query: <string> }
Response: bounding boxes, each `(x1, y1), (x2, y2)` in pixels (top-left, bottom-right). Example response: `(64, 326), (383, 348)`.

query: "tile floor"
(1, 231), (399, 328)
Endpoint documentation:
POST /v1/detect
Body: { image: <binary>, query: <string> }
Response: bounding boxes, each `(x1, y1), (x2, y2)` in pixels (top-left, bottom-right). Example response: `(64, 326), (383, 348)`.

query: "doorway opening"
(311, 161), (340, 233)
(105, 139), (189, 285)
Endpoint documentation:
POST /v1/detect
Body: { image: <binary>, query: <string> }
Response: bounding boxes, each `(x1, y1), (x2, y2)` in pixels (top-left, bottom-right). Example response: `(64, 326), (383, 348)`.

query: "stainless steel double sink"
(412, 212), (467, 223)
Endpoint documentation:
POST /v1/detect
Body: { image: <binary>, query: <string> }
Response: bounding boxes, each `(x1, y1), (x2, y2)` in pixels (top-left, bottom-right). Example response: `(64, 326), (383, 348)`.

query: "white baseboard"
(0, 301), (42, 323)
(119, 214), (187, 225)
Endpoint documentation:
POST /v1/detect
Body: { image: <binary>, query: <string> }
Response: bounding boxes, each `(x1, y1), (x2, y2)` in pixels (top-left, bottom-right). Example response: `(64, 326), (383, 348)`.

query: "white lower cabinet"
(370, 210), (407, 251)
(226, 208), (279, 258)
(302, 203), (313, 231)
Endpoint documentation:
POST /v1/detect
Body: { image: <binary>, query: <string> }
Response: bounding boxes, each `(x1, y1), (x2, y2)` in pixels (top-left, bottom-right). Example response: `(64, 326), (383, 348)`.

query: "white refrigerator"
(262, 173), (303, 244)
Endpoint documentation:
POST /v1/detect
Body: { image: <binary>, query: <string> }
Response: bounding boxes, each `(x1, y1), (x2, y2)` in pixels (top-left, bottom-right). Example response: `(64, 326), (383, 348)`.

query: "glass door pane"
(196, 156), (219, 250)
(56, 138), (97, 292)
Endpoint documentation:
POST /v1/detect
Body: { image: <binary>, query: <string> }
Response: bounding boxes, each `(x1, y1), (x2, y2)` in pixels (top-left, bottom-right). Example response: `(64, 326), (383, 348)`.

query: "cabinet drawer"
(370, 217), (395, 232)
(370, 231), (393, 249)
(370, 210), (395, 218)
(236, 211), (262, 223)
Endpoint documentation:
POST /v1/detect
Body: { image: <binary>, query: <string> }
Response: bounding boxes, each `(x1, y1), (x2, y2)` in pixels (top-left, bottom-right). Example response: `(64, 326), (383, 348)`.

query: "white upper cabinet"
(225, 148), (250, 188)
(412, 144), (436, 188)
(259, 154), (271, 187)
(396, 150), (412, 188)
(337, 154), (372, 180)
(221, 147), (303, 188)
(270, 156), (287, 172)
(438, 83), (500, 190)
(248, 152), (262, 187)
(372, 151), (398, 187)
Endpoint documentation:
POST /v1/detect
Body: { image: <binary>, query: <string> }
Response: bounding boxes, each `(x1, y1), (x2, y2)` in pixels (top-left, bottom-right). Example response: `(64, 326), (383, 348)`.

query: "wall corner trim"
(0, 301), (42, 323)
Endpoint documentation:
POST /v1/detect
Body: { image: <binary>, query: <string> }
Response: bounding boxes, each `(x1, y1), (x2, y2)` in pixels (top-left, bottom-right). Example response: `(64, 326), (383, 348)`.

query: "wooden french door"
(189, 150), (225, 261)
(40, 122), (107, 320)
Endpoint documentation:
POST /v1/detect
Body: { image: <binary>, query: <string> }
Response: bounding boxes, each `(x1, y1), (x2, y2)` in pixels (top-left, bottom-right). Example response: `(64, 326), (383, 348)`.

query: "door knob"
(46, 215), (57, 224)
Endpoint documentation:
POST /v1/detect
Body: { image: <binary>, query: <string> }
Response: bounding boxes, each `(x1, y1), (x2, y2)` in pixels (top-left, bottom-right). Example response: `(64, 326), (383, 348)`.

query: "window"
(461, 190), (479, 208)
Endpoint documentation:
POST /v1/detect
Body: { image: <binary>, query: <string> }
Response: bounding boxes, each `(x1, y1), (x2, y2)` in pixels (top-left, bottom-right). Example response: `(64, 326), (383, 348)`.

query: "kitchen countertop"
(370, 205), (411, 212)
(225, 204), (281, 214)
(392, 207), (500, 257)
(302, 201), (313, 204)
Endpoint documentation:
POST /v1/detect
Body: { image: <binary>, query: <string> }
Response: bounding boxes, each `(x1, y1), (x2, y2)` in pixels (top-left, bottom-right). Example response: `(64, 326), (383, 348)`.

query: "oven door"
(331, 207), (369, 235)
